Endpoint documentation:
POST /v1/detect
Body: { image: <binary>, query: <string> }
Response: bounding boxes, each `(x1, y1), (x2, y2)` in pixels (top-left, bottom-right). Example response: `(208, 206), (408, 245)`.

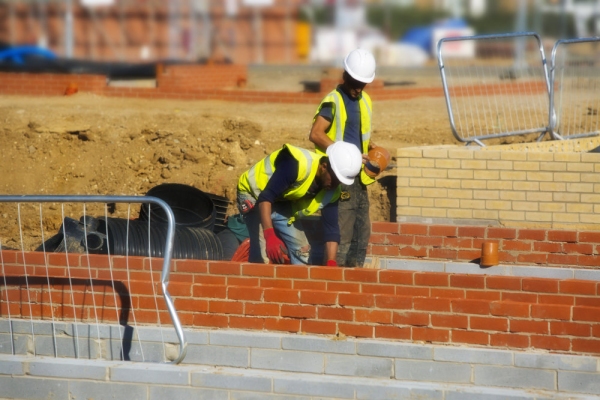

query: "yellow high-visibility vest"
(313, 89), (375, 185)
(237, 144), (341, 224)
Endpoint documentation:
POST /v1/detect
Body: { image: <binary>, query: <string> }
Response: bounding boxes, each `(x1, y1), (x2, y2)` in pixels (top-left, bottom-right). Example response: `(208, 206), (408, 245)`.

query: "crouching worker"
(237, 142), (362, 266)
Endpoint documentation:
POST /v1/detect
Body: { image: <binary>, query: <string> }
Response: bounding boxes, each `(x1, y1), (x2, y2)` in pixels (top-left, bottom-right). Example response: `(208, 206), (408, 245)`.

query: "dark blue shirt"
(257, 148), (340, 243)
(318, 85), (362, 152)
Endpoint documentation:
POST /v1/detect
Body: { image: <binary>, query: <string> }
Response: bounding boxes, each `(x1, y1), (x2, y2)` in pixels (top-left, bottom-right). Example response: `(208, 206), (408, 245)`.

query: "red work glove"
(326, 259), (338, 267)
(263, 228), (286, 264)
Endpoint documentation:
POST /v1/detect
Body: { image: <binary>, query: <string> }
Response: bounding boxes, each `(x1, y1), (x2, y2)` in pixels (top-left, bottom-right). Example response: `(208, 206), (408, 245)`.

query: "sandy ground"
(0, 66), (468, 249)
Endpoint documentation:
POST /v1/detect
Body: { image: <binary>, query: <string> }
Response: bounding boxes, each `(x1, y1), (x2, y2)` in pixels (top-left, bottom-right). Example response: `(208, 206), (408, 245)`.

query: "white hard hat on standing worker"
(343, 48), (376, 84)
(326, 141), (363, 186)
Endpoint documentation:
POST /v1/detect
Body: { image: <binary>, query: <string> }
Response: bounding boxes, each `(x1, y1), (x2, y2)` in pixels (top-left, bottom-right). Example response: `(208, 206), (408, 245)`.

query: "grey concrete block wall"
(1, 323), (599, 399)
(2, 357), (596, 400)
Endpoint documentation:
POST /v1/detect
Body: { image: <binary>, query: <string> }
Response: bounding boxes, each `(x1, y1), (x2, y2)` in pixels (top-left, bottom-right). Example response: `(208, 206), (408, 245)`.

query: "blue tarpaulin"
(0, 45), (56, 64)
(401, 18), (468, 54)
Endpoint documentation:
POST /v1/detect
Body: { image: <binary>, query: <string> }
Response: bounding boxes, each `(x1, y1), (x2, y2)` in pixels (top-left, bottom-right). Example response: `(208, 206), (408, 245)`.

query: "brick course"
(2, 243), (600, 357)
(370, 222), (600, 267)
(0, 69), (448, 103)
(397, 143), (600, 231)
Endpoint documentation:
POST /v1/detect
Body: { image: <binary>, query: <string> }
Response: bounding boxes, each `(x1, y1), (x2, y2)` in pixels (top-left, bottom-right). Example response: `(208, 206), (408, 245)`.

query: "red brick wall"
(0, 70), (445, 103)
(2, 231), (600, 357)
(156, 64), (248, 91)
(369, 222), (600, 268)
(0, 70), (545, 103)
(0, 73), (107, 97)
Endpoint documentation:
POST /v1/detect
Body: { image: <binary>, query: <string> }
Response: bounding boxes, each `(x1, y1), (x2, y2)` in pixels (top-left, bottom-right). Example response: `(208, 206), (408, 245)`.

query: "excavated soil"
(0, 70), (537, 250)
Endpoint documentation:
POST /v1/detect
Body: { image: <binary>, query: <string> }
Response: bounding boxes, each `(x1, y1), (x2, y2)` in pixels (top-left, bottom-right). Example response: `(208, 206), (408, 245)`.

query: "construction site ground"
(0, 65), (540, 249)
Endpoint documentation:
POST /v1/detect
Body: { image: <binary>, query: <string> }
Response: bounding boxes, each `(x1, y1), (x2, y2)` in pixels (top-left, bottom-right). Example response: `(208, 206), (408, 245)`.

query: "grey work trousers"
(336, 179), (371, 267)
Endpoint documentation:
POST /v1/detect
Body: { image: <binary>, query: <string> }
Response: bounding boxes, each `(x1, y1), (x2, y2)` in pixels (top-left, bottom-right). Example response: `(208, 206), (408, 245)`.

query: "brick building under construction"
(0, 0), (306, 64)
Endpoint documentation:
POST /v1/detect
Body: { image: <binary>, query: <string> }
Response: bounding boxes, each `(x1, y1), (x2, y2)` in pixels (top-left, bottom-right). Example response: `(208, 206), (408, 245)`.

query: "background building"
(0, 0), (598, 65)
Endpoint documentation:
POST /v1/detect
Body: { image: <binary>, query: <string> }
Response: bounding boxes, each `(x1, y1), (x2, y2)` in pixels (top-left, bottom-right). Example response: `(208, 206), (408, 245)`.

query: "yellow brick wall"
(396, 140), (600, 230)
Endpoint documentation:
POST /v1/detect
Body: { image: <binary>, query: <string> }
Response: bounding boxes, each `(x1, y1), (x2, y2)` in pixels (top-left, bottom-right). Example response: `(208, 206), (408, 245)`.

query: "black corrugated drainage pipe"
(90, 217), (223, 260)
(139, 183), (216, 231)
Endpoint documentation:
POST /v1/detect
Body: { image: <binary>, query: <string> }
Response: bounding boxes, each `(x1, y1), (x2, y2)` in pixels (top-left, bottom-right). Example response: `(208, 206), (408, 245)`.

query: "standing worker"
(309, 48), (379, 267)
(237, 142), (362, 266)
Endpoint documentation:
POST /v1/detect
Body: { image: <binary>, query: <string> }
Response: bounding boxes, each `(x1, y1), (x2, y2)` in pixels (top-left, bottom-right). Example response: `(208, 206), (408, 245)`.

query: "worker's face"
(343, 72), (367, 99)
(316, 162), (340, 191)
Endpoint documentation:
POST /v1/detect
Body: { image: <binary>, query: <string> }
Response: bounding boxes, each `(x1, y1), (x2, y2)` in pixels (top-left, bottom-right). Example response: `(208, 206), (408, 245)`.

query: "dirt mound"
(0, 92), (459, 249)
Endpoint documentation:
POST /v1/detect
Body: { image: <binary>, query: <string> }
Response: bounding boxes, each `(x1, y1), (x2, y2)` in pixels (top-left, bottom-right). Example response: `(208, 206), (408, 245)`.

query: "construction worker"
(309, 48), (378, 268)
(236, 142), (362, 266)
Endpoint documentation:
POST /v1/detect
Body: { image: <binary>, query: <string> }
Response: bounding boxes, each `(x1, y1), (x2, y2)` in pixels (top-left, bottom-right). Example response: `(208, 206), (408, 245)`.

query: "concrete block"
(184, 344), (249, 368)
(28, 357), (109, 380)
(558, 371), (600, 395)
(434, 347), (512, 365)
(35, 335), (99, 359)
(53, 322), (108, 338)
(149, 386), (228, 400)
(183, 330), (210, 345)
(445, 387), (536, 399)
(134, 325), (182, 343)
(110, 363), (189, 385)
(386, 259), (445, 272)
(7, 319), (54, 335)
(325, 354), (393, 378)
(474, 365), (555, 390)
(0, 376), (68, 399)
(210, 330), (282, 349)
(251, 349), (323, 373)
(230, 393), (307, 400)
(70, 323), (161, 346)
(282, 335), (355, 354)
(105, 339), (167, 362)
(395, 360), (471, 383)
(364, 257), (385, 269)
(274, 375), (355, 398)
(70, 380), (148, 400)
(108, 325), (136, 342)
(511, 266), (574, 280)
(445, 262), (511, 276)
(574, 269), (600, 282)
(357, 382), (444, 399)
(515, 353), (597, 372)
(0, 354), (25, 375)
(357, 340), (432, 360)
(191, 369), (272, 392)
(0, 319), (10, 333)
(0, 333), (28, 355)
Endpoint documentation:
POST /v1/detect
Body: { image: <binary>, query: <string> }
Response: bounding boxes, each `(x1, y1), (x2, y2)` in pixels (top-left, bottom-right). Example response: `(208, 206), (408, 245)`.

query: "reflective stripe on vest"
(313, 89), (375, 185)
(331, 92), (343, 142)
(360, 95), (372, 144)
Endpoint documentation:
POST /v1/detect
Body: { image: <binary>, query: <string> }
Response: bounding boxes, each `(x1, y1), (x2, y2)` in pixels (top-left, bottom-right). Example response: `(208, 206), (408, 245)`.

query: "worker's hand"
(326, 259), (338, 267)
(263, 228), (286, 264)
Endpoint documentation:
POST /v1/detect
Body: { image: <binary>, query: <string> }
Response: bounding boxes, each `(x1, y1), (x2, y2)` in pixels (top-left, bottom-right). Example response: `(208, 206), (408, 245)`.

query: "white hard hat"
(326, 141), (363, 186)
(343, 48), (376, 84)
